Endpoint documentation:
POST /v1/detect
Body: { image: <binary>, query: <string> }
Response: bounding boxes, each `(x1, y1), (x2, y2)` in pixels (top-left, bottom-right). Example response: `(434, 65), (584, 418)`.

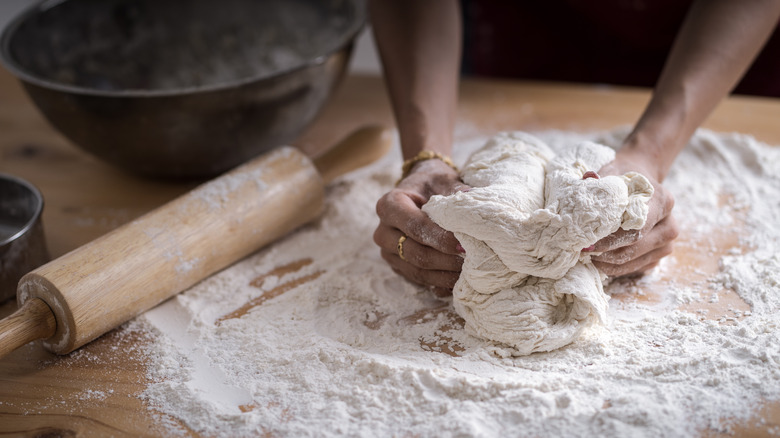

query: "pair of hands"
(373, 152), (679, 295)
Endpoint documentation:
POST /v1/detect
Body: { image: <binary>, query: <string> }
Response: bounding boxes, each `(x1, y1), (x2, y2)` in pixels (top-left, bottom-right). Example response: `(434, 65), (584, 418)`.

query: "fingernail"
(583, 171), (600, 180)
(582, 245), (596, 252)
(456, 244), (466, 254)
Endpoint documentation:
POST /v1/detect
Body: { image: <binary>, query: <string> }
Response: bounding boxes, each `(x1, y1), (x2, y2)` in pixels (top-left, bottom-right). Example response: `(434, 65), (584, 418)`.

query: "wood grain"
(1, 66), (779, 436)
(12, 145), (323, 356)
(0, 299), (55, 358)
(1, 124), (390, 357)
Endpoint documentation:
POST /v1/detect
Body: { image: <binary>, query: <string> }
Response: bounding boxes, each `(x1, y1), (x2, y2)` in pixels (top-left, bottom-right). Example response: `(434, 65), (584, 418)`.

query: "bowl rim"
(0, 0), (366, 98)
(0, 172), (45, 248)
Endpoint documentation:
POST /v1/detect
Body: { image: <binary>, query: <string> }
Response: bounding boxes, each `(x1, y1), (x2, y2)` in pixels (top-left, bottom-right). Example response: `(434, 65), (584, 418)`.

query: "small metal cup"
(0, 173), (50, 303)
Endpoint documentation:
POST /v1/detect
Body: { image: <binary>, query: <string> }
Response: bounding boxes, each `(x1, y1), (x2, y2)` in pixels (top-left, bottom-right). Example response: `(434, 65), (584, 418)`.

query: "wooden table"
(1, 65), (779, 436)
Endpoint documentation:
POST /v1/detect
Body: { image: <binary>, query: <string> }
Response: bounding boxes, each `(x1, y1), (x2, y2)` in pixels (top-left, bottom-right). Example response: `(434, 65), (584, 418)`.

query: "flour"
(422, 132), (652, 355)
(133, 127), (780, 437)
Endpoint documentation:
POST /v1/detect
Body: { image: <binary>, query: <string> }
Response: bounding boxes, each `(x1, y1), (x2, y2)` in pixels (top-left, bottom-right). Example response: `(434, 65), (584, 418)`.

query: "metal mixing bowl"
(0, 173), (49, 303)
(0, 0), (365, 178)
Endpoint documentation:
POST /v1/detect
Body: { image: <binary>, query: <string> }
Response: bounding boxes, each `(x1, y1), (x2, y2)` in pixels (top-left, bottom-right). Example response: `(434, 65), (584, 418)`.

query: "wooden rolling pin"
(0, 126), (392, 358)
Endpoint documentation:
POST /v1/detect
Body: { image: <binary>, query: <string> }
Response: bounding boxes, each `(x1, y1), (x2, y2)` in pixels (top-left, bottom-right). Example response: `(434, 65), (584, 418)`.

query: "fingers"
(592, 215), (679, 264)
(374, 177), (468, 291)
(591, 228), (642, 254)
(589, 178), (677, 278)
(376, 189), (462, 255)
(594, 185), (675, 253)
(373, 188), (463, 292)
(591, 215), (679, 277)
(592, 243), (673, 277)
(373, 224), (463, 272)
(380, 249), (460, 290)
(374, 161), (469, 291)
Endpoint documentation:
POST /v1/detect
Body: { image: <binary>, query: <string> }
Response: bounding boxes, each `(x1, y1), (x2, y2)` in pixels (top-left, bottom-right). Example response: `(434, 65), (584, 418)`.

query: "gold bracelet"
(399, 150), (459, 182)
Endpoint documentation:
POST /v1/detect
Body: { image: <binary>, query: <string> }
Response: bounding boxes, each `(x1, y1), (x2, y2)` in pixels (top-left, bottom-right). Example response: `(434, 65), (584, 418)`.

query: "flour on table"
(423, 132), (652, 355)
(131, 127), (780, 438)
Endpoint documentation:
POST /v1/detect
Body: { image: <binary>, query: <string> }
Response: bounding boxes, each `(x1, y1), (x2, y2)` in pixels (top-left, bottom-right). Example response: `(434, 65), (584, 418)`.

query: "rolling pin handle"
(0, 298), (56, 358)
(313, 125), (392, 184)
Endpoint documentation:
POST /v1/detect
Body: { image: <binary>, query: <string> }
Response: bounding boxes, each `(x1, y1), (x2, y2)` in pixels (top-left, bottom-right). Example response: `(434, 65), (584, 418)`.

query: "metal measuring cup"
(0, 173), (50, 303)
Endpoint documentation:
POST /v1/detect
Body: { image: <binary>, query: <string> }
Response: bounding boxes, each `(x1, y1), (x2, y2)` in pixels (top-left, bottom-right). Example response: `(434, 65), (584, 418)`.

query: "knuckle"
(376, 190), (404, 217)
(659, 243), (674, 257)
(375, 194), (390, 216)
(372, 227), (385, 248)
(663, 191), (675, 212)
(664, 224), (680, 242)
(379, 249), (394, 264)
(666, 217), (680, 240)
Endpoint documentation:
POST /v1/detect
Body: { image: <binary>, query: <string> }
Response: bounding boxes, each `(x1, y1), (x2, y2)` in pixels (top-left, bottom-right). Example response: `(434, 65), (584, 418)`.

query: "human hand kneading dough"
(373, 159), (469, 297)
(370, 0), (780, 293)
(590, 150), (679, 277)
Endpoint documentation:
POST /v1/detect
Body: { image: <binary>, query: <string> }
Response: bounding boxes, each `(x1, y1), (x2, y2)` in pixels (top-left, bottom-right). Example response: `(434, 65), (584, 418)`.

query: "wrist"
(619, 133), (660, 171)
(624, 82), (697, 181)
(620, 127), (683, 182)
(408, 157), (459, 177)
(399, 150), (459, 183)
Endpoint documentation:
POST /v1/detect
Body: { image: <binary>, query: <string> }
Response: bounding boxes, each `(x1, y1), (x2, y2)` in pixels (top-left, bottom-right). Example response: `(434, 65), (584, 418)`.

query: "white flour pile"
(133, 127), (780, 437)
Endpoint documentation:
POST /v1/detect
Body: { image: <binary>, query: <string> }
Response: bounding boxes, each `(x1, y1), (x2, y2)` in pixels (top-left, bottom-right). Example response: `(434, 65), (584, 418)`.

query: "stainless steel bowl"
(0, 173), (49, 303)
(0, 0), (365, 178)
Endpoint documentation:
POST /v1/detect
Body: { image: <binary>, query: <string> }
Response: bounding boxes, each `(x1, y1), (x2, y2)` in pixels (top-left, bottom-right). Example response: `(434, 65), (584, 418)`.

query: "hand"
(589, 151), (680, 277)
(373, 159), (469, 296)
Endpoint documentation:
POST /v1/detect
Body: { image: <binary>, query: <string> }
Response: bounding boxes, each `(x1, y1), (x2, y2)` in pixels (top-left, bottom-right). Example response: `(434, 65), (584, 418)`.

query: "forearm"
(623, 0), (780, 181)
(370, 0), (462, 159)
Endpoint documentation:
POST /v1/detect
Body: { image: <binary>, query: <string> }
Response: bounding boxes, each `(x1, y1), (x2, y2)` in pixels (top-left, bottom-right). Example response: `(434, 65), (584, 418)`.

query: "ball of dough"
(423, 132), (653, 355)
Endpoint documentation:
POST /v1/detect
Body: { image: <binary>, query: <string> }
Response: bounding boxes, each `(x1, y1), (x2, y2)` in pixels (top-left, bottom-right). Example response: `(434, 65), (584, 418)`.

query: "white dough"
(423, 132), (653, 355)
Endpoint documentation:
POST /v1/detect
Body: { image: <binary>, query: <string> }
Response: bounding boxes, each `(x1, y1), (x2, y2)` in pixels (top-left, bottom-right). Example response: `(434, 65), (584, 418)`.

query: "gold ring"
(397, 235), (408, 261)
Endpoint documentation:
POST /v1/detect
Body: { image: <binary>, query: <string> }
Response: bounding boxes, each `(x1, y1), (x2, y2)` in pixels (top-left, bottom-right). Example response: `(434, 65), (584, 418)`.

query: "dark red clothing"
(461, 0), (780, 97)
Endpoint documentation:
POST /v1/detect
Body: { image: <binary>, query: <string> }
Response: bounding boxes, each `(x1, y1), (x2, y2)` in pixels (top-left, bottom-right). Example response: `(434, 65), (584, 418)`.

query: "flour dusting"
(132, 127), (780, 437)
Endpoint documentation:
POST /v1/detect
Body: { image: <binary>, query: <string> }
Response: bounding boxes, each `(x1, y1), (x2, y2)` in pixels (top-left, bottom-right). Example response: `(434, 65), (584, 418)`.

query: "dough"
(422, 132), (653, 355)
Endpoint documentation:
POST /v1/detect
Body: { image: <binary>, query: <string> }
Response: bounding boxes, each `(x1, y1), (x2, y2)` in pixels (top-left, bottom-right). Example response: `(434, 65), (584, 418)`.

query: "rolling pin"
(0, 126), (392, 358)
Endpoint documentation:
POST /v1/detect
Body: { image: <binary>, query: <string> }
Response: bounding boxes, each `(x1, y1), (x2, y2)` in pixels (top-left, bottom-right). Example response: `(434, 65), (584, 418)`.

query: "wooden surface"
(3, 125), (389, 357)
(16, 145), (324, 355)
(1, 64), (780, 436)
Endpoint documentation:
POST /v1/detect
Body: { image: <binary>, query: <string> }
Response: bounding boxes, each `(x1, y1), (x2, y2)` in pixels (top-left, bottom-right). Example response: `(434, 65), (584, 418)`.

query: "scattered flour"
(77, 389), (112, 401)
(132, 127), (780, 437)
